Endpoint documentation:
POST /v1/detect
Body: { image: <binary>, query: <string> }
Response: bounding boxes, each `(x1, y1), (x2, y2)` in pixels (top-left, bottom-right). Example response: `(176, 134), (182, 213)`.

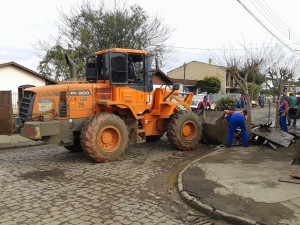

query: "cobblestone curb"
(177, 154), (258, 225)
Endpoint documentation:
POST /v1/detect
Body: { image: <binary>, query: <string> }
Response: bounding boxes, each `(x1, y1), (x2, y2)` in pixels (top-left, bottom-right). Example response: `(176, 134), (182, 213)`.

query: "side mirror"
(172, 83), (180, 91)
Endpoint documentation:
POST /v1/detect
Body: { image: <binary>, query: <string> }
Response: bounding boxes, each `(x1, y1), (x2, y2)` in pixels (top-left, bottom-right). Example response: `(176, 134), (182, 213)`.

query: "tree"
(213, 41), (274, 130)
(264, 50), (299, 127)
(224, 58), (267, 130)
(196, 76), (221, 94)
(236, 65), (265, 100)
(214, 41), (300, 129)
(37, 0), (172, 81)
(265, 51), (299, 99)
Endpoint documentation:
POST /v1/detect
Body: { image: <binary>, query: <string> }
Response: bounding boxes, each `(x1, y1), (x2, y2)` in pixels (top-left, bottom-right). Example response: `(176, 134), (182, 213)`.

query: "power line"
(171, 45), (249, 51)
(236, 0), (300, 55)
(259, 0), (300, 40)
(249, 0), (294, 42)
(250, 0), (300, 43)
(162, 42), (300, 52)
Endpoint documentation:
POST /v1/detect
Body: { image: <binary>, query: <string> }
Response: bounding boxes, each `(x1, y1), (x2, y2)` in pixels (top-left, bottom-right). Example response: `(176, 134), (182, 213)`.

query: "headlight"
(38, 99), (53, 112)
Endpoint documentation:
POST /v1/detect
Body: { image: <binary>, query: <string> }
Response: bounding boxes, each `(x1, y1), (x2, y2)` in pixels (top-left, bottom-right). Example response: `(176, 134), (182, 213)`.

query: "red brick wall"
(0, 91), (14, 134)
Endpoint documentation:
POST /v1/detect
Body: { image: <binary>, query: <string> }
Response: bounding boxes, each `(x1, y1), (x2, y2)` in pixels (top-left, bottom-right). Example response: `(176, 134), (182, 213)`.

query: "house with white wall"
(0, 62), (56, 113)
(261, 75), (274, 90)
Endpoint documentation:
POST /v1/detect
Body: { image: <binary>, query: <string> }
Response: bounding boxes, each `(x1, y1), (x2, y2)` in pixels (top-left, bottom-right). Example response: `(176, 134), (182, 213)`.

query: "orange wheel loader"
(18, 48), (202, 162)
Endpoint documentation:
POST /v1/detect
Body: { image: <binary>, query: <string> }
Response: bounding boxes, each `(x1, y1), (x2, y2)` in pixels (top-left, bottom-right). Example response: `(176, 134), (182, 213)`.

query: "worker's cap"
(203, 95), (208, 99)
(280, 95), (287, 100)
(242, 109), (247, 115)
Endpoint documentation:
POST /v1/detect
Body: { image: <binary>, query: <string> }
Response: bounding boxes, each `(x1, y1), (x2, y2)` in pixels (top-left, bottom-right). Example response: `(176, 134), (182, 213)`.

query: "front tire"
(80, 113), (129, 162)
(166, 111), (202, 151)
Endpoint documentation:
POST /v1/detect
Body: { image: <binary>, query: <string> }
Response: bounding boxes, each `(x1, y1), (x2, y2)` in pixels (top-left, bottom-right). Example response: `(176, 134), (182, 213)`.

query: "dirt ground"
(182, 143), (299, 225)
(143, 140), (230, 225)
(170, 104), (299, 224)
(180, 104), (300, 225)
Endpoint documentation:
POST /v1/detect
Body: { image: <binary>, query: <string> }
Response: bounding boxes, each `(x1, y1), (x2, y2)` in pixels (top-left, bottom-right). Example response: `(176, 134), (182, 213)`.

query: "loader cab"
(85, 48), (153, 92)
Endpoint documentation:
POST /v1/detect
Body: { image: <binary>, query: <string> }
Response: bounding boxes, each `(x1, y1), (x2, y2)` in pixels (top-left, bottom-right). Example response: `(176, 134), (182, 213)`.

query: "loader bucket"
(195, 110), (229, 144)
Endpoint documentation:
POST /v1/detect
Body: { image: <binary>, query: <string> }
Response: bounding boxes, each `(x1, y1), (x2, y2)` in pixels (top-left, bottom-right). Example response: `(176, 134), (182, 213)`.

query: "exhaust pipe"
(65, 55), (77, 80)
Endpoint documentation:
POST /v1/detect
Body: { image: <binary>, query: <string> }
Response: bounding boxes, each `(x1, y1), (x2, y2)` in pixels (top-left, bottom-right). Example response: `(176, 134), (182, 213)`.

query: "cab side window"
(128, 54), (145, 85)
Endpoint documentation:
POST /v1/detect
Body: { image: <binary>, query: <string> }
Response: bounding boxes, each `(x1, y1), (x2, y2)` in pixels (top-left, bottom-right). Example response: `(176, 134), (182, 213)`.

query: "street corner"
(179, 143), (300, 225)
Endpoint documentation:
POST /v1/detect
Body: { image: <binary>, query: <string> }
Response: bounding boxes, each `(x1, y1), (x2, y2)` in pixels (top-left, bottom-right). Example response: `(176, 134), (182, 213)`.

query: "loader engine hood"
(19, 84), (71, 122)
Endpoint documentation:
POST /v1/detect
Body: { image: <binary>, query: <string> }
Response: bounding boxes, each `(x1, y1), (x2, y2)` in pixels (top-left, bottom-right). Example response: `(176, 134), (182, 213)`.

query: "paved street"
(0, 103), (296, 225)
(0, 139), (218, 225)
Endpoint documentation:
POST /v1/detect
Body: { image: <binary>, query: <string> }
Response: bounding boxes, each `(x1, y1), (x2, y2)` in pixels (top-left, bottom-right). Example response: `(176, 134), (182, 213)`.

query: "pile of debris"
(194, 109), (296, 149)
(251, 122), (295, 149)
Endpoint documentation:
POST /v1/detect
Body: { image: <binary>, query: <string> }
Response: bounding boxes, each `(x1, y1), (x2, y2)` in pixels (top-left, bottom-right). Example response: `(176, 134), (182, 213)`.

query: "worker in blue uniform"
(278, 95), (289, 132)
(240, 94), (246, 108)
(223, 109), (248, 147)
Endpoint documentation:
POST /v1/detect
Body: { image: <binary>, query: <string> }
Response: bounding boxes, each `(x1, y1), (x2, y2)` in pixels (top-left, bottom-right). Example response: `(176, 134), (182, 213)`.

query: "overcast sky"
(1, 0), (300, 76)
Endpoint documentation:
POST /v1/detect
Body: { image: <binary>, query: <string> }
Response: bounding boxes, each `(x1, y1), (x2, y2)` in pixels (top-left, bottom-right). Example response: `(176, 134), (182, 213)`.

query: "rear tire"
(80, 113), (129, 162)
(166, 111), (202, 151)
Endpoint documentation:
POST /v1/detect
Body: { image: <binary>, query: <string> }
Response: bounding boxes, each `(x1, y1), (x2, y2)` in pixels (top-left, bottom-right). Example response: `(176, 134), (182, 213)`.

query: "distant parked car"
(190, 100), (200, 109)
(190, 94), (206, 109)
(251, 100), (258, 107)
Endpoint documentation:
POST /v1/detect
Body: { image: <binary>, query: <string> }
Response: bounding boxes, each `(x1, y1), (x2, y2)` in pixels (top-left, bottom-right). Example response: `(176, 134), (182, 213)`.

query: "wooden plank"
(278, 177), (300, 184)
(267, 141), (277, 150)
(251, 128), (294, 147)
(290, 170), (300, 179)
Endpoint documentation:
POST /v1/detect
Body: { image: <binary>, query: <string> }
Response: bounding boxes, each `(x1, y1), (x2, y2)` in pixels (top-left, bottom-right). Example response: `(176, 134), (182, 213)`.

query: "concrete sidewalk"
(179, 144), (300, 225)
(0, 134), (44, 150)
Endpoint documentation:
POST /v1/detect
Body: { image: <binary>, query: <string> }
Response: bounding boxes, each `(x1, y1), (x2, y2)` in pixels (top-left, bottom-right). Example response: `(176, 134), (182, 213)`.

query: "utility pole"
(183, 63), (186, 93)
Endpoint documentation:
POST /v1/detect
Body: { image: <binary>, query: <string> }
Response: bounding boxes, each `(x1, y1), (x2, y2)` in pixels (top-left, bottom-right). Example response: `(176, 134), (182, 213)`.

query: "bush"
(216, 97), (236, 110)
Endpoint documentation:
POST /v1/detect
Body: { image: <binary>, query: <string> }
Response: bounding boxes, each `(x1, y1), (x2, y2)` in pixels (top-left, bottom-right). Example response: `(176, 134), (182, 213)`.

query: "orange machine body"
(18, 48), (199, 163)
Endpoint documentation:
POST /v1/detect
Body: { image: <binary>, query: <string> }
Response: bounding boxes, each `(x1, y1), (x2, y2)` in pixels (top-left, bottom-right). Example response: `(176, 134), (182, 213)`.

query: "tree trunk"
(275, 99), (280, 128)
(245, 95), (252, 132)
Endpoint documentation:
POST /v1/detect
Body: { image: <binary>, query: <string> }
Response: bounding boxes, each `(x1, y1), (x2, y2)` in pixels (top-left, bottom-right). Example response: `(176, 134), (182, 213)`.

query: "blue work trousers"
(240, 101), (245, 108)
(279, 115), (288, 132)
(227, 113), (248, 147)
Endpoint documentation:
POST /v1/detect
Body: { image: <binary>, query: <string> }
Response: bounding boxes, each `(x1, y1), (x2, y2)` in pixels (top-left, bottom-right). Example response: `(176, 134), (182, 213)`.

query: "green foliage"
(260, 89), (271, 95)
(216, 97), (236, 110)
(38, 44), (78, 80)
(239, 66), (265, 85)
(38, 1), (172, 80)
(237, 83), (262, 98)
(196, 76), (221, 94)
